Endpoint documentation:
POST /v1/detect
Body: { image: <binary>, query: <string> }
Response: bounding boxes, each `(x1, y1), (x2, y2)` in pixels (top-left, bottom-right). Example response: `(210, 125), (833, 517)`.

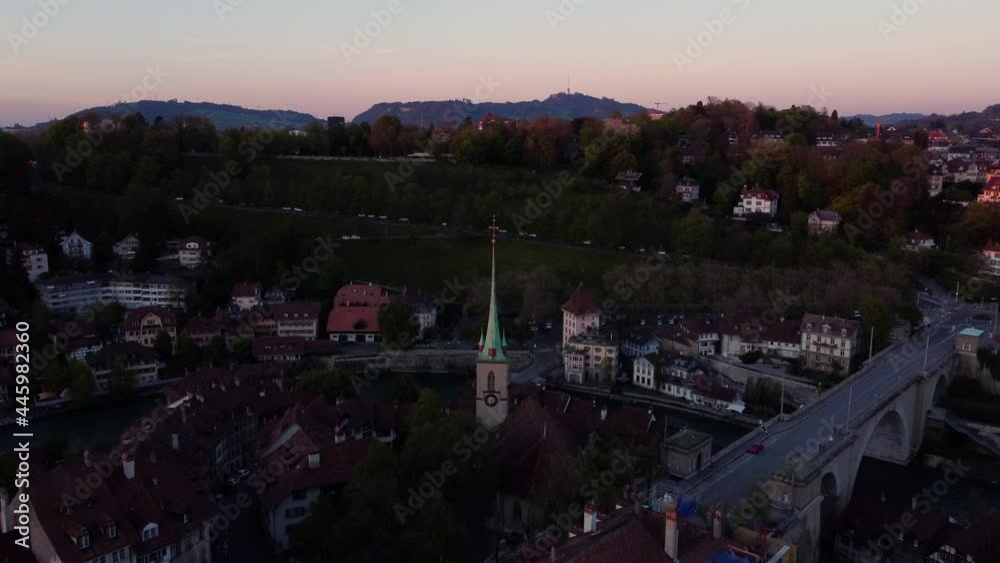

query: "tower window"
(487, 372), (496, 391)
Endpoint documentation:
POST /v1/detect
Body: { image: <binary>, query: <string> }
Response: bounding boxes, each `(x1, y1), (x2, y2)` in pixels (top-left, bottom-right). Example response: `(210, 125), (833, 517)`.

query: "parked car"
(746, 442), (764, 454)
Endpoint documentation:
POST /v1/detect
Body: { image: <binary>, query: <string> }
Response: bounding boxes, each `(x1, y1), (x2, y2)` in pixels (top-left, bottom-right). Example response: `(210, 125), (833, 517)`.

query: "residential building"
(719, 314), (801, 359)
(112, 233), (141, 261)
(273, 301), (322, 340)
(50, 319), (103, 361)
(86, 343), (163, 392)
(675, 177), (700, 203)
(904, 229), (936, 251)
(28, 453), (216, 563)
(662, 429), (713, 478)
(807, 209), (841, 236)
(561, 284), (603, 347)
(59, 230), (93, 261)
(800, 314), (859, 373)
(178, 236), (209, 269)
(621, 330), (659, 359)
(8, 243), (48, 282)
(928, 163), (945, 197)
(403, 291), (438, 337)
(230, 282), (262, 311)
(977, 177), (1000, 204)
(615, 170), (642, 192)
(927, 129), (950, 150)
(815, 135), (838, 147)
(257, 395), (401, 551)
(326, 283), (390, 343)
(661, 317), (720, 357)
(35, 273), (183, 315)
(253, 336), (339, 362)
(981, 242), (1000, 277)
(945, 159), (979, 183)
(727, 129), (739, 145)
(185, 316), (224, 347)
(563, 332), (618, 384)
(124, 306), (177, 348)
(632, 352), (703, 393)
(733, 186), (779, 217)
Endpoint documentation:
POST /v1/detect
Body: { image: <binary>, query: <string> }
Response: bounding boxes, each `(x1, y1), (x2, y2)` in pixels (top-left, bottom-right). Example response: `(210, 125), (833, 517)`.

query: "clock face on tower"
(483, 393), (499, 407)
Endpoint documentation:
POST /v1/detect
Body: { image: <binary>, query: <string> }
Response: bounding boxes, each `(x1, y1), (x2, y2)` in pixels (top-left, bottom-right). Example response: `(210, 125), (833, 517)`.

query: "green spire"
(479, 216), (507, 363)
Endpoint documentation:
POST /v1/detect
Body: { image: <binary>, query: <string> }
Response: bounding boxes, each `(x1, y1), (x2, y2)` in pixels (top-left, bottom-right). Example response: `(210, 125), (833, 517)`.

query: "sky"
(3, 0), (1000, 126)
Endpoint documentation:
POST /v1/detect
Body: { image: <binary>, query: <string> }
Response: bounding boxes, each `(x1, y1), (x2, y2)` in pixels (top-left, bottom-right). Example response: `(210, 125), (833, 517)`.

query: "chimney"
(84, 450), (91, 468)
(308, 452), (320, 469)
(583, 503), (599, 533)
(663, 496), (679, 559)
(122, 454), (136, 480)
(171, 433), (179, 450)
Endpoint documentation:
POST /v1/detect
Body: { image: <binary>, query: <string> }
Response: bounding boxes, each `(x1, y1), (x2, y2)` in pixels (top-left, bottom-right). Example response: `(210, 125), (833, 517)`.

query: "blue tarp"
(676, 497), (698, 517)
(706, 552), (750, 563)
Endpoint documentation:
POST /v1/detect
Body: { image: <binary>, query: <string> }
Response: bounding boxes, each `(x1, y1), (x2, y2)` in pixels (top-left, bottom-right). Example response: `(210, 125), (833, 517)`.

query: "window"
(111, 547), (129, 562)
(486, 372), (496, 391)
(106, 522), (117, 539)
(142, 523), (159, 541)
(79, 532), (91, 549)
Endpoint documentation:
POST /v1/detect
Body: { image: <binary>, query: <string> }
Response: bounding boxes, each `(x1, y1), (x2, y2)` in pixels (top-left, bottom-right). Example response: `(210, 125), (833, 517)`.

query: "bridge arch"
(862, 408), (911, 464)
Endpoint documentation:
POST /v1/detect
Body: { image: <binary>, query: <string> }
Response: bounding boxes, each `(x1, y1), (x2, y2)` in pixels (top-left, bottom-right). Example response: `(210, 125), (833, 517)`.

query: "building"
(661, 317), (720, 357)
(928, 163), (945, 197)
(35, 273), (184, 315)
(615, 170), (642, 192)
(50, 319), (103, 361)
(662, 429), (713, 478)
(904, 229), (937, 251)
(326, 283), (390, 343)
(807, 209), (841, 236)
(178, 236), (209, 269)
(675, 177), (700, 203)
(27, 453), (216, 563)
(815, 135), (838, 148)
(8, 243), (48, 282)
(800, 314), (860, 373)
(621, 330), (659, 359)
(230, 282), (262, 311)
(112, 233), (141, 261)
(928, 129), (950, 149)
(733, 186), (779, 217)
(561, 284), (603, 347)
(86, 342), (163, 392)
(273, 301), (322, 340)
(124, 306), (177, 348)
(981, 242), (1000, 277)
(476, 226), (511, 428)
(59, 230), (93, 261)
(563, 332), (618, 384)
(185, 316), (224, 347)
(404, 291), (438, 337)
(945, 159), (979, 183)
(257, 395), (401, 551)
(719, 314), (802, 360)
(977, 177), (1000, 204)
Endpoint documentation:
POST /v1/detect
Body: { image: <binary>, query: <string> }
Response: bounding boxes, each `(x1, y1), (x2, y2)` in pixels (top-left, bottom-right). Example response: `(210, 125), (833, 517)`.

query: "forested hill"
(352, 92), (651, 126)
(65, 100), (322, 130)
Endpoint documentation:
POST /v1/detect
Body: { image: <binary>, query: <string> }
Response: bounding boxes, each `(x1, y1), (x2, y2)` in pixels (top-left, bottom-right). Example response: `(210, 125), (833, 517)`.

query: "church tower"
(476, 216), (509, 428)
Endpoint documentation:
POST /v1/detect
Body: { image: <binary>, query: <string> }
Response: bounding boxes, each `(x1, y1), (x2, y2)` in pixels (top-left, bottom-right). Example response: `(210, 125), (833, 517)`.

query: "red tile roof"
(271, 301), (321, 322)
(801, 314), (859, 339)
(562, 284), (602, 316)
(739, 186), (779, 201)
(326, 305), (381, 333)
(230, 281), (261, 298)
(334, 283), (390, 307)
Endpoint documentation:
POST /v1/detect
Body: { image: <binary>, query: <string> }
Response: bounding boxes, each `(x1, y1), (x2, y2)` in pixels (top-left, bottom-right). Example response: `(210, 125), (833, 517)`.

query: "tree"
(378, 300), (416, 348)
(231, 337), (253, 363)
(207, 335), (229, 364)
(108, 356), (136, 397)
(174, 331), (201, 372)
(859, 292), (891, 354)
(0, 132), (33, 195)
(67, 360), (95, 404)
(153, 330), (174, 360)
(391, 373), (422, 403)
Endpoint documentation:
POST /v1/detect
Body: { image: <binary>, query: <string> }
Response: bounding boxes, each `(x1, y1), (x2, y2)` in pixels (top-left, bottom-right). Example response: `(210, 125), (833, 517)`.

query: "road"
(655, 297), (978, 512)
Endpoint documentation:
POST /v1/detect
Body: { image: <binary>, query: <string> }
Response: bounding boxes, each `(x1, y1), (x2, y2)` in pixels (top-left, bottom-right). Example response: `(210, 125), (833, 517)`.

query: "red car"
(746, 442), (764, 454)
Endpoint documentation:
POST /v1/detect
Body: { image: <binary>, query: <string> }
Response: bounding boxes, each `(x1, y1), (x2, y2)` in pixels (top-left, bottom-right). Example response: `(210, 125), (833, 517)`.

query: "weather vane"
(489, 215), (500, 245)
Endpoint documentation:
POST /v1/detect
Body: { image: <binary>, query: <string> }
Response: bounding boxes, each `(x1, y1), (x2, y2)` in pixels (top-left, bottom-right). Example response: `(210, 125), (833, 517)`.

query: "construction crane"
(653, 102), (666, 111)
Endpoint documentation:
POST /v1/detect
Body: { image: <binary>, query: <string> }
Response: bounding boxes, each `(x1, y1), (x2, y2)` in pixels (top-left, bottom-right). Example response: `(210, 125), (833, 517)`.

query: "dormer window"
(183, 512), (191, 524)
(142, 523), (159, 541)
(107, 522), (117, 539)
(79, 532), (91, 549)
(841, 329), (847, 337)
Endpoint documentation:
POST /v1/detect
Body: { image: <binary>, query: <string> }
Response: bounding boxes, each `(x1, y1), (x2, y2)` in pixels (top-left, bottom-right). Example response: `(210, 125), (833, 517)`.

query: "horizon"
(4, 0), (1000, 126)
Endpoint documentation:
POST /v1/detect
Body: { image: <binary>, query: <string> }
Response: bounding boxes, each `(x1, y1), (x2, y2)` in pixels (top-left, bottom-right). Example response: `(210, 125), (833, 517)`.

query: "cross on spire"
(488, 215), (500, 246)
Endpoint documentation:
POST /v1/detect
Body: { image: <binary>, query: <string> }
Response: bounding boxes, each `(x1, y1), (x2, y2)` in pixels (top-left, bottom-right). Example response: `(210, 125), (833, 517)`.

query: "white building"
(8, 244), (49, 282)
(676, 177), (701, 203)
(981, 242), (1000, 277)
(733, 186), (779, 217)
(35, 273), (184, 315)
(621, 331), (659, 359)
(60, 231), (93, 261)
(561, 284), (603, 346)
(904, 229), (937, 252)
(113, 233), (141, 261)
(178, 237), (209, 269)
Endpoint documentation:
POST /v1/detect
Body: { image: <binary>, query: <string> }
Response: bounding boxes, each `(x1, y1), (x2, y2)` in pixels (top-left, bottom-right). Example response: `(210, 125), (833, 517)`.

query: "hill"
(351, 92), (650, 126)
(850, 113), (928, 126)
(64, 99), (323, 130)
